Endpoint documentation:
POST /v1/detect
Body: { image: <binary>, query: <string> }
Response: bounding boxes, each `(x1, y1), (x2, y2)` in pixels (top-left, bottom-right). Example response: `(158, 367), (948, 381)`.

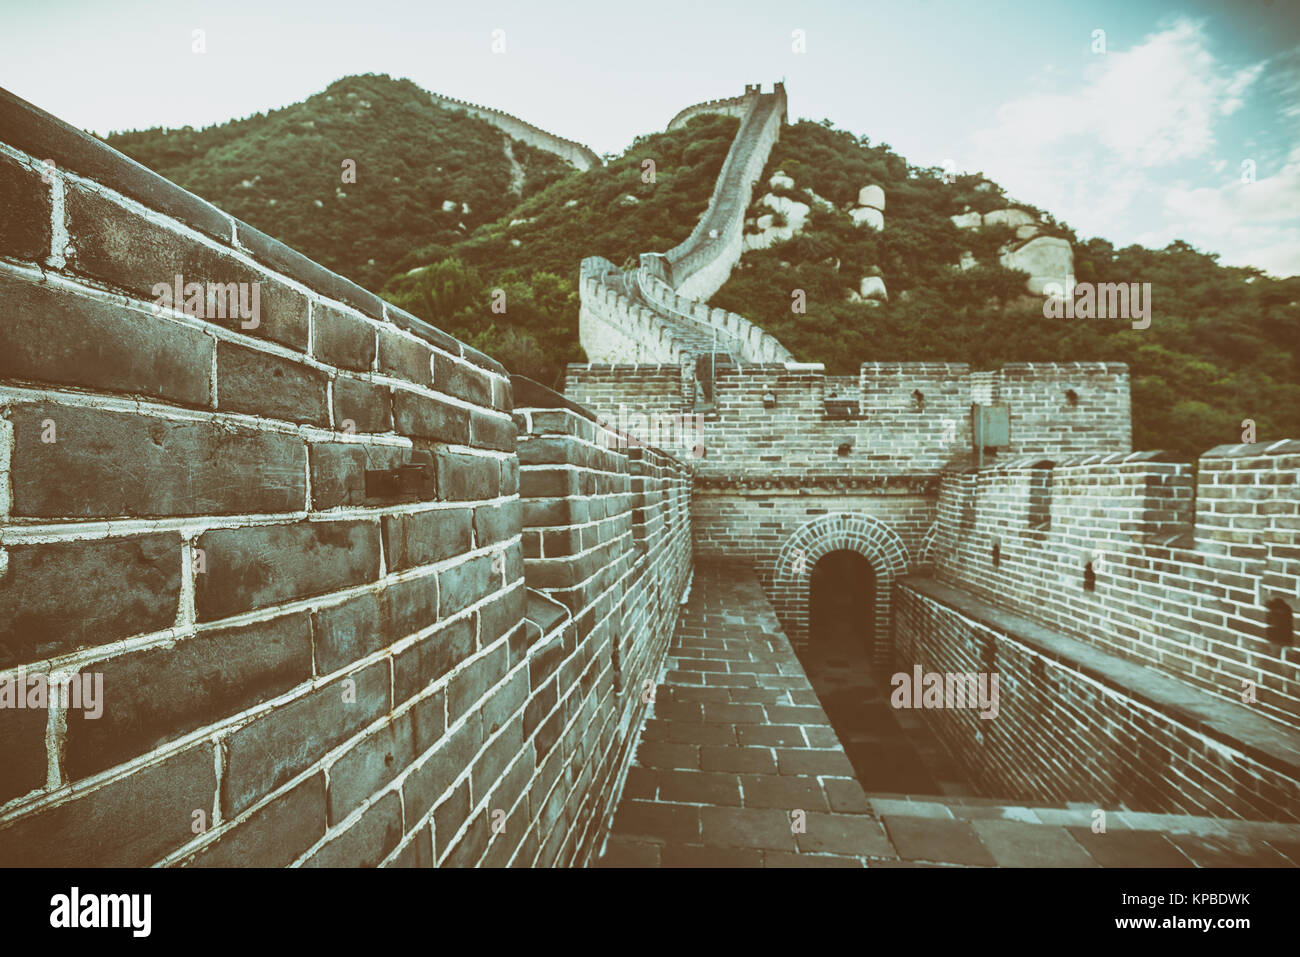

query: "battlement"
(565, 359), (1132, 478)
(929, 441), (1300, 728)
(428, 91), (601, 171)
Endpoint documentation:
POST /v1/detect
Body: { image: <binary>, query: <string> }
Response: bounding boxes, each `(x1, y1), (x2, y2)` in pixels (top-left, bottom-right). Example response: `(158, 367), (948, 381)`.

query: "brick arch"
(770, 512), (911, 663)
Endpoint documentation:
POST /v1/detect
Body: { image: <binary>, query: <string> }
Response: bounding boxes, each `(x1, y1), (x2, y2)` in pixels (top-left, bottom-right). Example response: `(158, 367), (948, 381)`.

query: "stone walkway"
(595, 567), (1300, 867)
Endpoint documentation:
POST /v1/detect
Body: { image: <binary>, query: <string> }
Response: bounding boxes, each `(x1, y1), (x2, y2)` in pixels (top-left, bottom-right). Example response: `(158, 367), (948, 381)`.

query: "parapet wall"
(429, 91), (601, 171)
(665, 85), (786, 301)
(928, 442), (1300, 729)
(665, 89), (754, 131)
(895, 581), (1300, 821)
(565, 360), (1132, 478)
(0, 86), (688, 867)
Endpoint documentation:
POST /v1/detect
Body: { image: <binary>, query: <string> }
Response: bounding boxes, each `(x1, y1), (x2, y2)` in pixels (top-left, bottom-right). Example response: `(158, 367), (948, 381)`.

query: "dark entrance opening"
(809, 550), (875, 652)
(801, 549), (973, 797)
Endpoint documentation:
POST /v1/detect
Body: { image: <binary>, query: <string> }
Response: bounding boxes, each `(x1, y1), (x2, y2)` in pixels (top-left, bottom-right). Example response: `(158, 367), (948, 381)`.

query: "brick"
(473, 501), (521, 547)
(0, 744), (216, 867)
(610, 799), (701, 844)
(432, 352), (491, 406)
(882, 816), (996, 866)
(389, 829), (433, 868)
(448, 644), (509, 724)
(437, 451), (501, 501)
(64, 184), (309, 348)
(435, 782), (477, 862)
(596, 838), (661, 867)
(0, 534), (181, 668)
(65, 611), (313, 780)
(739, 774), (828, 811)
(657, 770), (742, 806)
(0, 694), (46, 804)
(377, 329), (433, 384)
(216, 340), (329, 425)
(301, 790), (402, 868)
(700, 806), (796, 852)
(969, 820), (1097, 867)
(10, 402), (306, 518)
(403, 713), (484, 824)
(470, 715), (525, 802)
(236, 221), (385, 319)
(660, 844), (763, 867)
(382, 507), (471, 572)
(308, 442), (409, 510)
(313, 301), (376, 372)
(392, 389), (469, 443)
(221, 660), (389, 817)
(188, 773), (326, 868)
(393, 616), (476, 703)
(438, 554), (498, 619)
(696, 743), (774, 774)
(327, 691), (444, 823)
(0, 271), (212, 405)
(478, 584), (527, 650)
(1064, 827), (1192, 867)
(333, 375), (391, 434)
(381, 571), (439, 639)
(195, 520), (381, 620)
(0, 153), (51, 260)
(312, 592), (385, 675)
(470, 409), (516, 452)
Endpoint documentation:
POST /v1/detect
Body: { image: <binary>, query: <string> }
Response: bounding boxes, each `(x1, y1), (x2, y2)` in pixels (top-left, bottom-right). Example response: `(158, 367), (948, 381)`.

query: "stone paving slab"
(594, 568), (1300, 869)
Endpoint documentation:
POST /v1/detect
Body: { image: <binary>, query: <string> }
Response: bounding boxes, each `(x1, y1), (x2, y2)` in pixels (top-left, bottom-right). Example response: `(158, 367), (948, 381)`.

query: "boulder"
(1000, 237), (1074, 295)
(984, 208), (1036, 228)
(859, 276), (888, 300)
(951, 211), (982, 229)
(441, 200), (458, 213)
(770, 170), (795, 190)
(1015, 224), (1040, 240)
(850, 206), (885, 230)
(857, 185), (885, 210)
(959, 251), (977, 271)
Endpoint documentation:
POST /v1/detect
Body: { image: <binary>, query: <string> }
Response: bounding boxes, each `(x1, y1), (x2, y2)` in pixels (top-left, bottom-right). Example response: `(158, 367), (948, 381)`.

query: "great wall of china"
(0, 81), (1296, 867)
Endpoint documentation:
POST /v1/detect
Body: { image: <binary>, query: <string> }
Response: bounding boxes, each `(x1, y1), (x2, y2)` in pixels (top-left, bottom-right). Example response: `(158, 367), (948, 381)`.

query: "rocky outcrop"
(1000, 237), (1074, 295)
(950, 206), (1071, 294)
(850, 184), (885, 231)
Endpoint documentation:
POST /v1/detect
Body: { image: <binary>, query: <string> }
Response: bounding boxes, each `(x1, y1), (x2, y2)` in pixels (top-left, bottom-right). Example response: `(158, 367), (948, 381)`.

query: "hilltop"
(104, 74), (573, 291)
(106, 79), (1300, 454)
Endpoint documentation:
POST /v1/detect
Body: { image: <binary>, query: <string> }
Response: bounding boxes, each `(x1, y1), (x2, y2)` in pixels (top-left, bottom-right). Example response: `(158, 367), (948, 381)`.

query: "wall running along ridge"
(578, 84), (793, 370)
(0, 86), (690, 867)
(428, 91), (601, 172)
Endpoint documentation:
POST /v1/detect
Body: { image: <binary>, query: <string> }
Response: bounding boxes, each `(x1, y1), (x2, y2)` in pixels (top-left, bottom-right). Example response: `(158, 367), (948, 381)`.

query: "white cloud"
(963, 19), (1300, 277)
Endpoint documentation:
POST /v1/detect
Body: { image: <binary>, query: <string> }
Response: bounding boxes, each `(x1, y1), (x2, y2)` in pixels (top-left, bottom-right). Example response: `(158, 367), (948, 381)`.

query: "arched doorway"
(770, 512), (910, 665)
(809, 551), (875, 652)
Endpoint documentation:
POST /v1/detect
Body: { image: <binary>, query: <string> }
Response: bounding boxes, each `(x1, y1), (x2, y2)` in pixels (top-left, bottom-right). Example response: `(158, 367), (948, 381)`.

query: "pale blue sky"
(3, 0), (1298, 274)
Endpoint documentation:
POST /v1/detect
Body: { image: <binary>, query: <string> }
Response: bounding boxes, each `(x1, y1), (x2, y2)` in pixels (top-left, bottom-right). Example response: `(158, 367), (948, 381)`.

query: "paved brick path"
(595, 567), (1300, 867)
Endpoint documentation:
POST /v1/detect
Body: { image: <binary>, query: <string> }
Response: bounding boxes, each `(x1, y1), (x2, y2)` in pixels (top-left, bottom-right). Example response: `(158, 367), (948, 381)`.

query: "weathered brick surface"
(0, 270), (213, 405)
(9, 402), (307, 518)
(0, 745), (216, 867)
(195, 521), (382, 620)
(64, 183), (310, 349)
(0, 534), (181, 666)
(216, 340), (330, 426)
(333, 375), (392, 434)
(0, 153), (51, 260)
(313, 301), (377, 372)
(64, 612), (314, 779)
(0, 97), (690, 871)
(221, 661), (390, 818)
